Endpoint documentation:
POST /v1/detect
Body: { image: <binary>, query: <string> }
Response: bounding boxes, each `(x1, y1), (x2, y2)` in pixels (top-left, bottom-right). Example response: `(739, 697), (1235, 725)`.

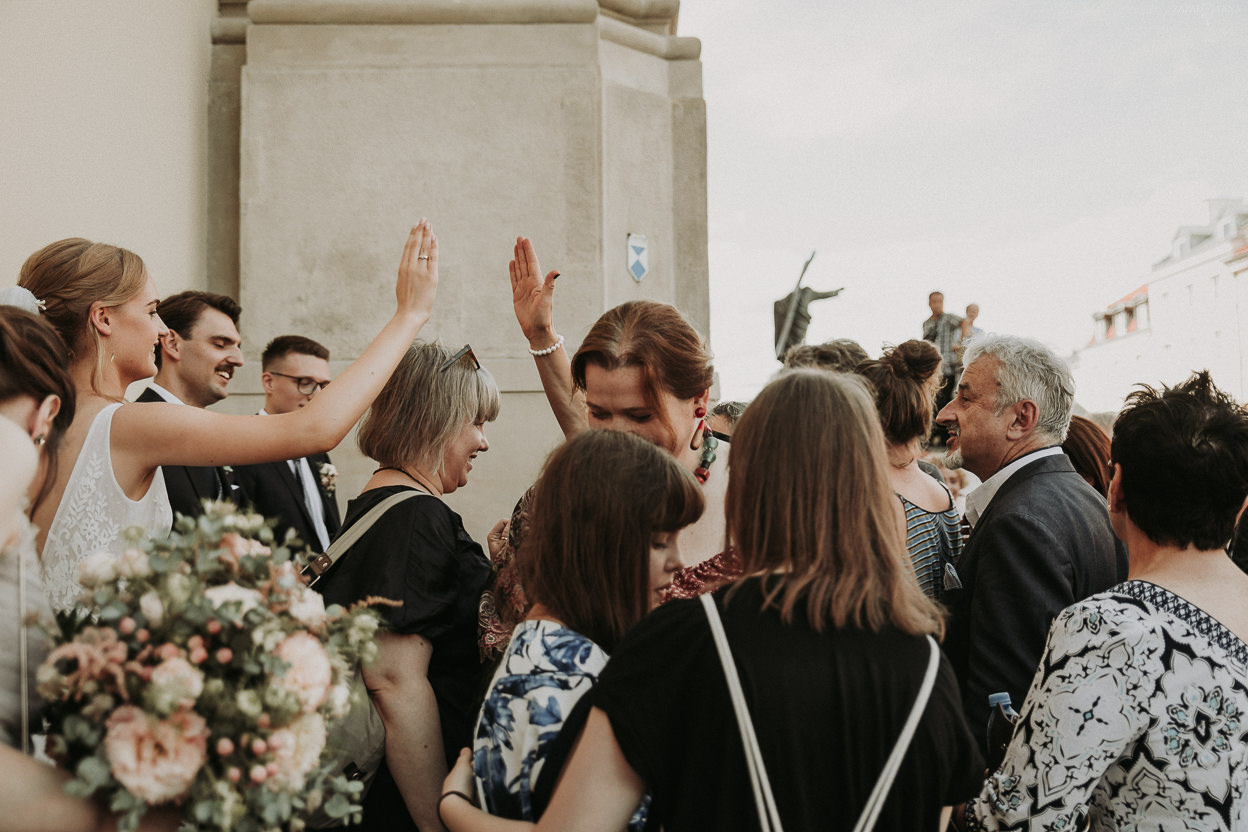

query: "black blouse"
(316, 485), (491, 830)
(590, 578), (984, 831)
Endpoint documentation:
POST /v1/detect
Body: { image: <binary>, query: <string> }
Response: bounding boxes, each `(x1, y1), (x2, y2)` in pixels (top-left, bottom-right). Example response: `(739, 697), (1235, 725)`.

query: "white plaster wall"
(0, 0), (217, 293)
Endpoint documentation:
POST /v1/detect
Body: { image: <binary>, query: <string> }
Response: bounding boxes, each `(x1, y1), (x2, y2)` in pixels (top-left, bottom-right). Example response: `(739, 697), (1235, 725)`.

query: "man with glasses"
(233, 335), (340, 554)
(138, 290), (245, 517)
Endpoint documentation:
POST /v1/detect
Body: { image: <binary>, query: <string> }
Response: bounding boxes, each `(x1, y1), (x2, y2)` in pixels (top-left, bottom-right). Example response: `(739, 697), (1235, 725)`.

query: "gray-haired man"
(936, 334), (1128, 749)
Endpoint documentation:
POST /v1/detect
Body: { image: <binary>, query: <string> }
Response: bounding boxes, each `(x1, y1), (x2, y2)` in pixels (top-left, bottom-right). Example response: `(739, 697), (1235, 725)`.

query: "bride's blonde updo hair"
(18, 238), (149, 395)
(853, 339), (942, 446)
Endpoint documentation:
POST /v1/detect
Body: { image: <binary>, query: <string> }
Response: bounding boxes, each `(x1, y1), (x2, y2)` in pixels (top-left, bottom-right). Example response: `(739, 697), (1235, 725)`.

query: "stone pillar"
(207, 0), (248, 300)
(230, 0), (708, 538)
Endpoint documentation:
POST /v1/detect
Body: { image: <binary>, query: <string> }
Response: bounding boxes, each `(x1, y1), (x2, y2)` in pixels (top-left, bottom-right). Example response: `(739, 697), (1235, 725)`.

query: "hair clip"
(0, 286), (46, 315)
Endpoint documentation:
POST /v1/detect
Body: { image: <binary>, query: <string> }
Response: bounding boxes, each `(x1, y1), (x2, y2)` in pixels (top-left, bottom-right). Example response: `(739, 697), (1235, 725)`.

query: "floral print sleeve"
(967, 582), (1248, 831)
(472, 620), (649, 829)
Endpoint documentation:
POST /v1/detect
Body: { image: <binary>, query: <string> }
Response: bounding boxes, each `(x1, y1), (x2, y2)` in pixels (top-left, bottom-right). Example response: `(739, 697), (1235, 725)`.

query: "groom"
(139, 291), (245, 518)
(232, 335), (340, 554)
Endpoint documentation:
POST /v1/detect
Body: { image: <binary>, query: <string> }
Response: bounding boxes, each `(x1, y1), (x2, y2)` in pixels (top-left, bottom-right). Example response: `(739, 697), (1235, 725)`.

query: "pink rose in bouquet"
(268, 712), (328, 790)
(272, 631), (333, 713)
(104, 706), (209, 804)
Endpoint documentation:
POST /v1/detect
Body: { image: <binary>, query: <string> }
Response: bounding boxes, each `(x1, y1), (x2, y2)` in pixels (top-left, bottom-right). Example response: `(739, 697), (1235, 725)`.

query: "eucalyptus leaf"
(77, 754), (112, 789)
(324, 793), (353, 818)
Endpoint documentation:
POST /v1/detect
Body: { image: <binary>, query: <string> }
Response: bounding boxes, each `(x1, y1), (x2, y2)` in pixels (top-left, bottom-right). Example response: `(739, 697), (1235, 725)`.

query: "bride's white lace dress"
(40, 403), (172, 612)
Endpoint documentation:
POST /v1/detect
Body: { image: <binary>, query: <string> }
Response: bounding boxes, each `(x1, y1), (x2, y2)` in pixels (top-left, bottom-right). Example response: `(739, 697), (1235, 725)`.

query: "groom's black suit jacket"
(943, 452), (1128, 749)
(232, 453), (341, 554)
(136, 386), (238, 519)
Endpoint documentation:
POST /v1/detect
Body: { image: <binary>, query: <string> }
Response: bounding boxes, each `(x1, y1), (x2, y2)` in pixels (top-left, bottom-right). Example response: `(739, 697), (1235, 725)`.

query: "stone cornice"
(599, 15), (698, 59)
(247, 0), (601, 25)
(240, 0), (697, 60)
(597, 0), (679, 22)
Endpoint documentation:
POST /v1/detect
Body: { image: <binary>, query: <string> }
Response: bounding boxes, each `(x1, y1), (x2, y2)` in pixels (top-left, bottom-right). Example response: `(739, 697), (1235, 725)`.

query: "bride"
(17, 221), (439, 611)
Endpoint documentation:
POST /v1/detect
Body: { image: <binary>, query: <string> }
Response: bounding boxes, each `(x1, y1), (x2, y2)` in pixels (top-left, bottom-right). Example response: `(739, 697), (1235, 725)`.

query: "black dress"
(316, 485), (491, 831)
(589, 578), (984, 831)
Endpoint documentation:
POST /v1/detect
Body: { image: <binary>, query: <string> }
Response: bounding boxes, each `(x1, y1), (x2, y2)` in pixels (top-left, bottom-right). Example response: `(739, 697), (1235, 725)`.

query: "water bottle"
(985, 691), (1020, 772)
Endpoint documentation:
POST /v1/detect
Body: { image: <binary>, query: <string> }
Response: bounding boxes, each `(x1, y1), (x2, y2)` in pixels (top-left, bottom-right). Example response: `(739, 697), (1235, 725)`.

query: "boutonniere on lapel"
(319, 462), (338, 495)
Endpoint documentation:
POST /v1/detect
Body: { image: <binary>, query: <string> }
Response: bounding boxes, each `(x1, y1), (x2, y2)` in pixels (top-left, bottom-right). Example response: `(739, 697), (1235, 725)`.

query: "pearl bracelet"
(528, 334), (565, 357)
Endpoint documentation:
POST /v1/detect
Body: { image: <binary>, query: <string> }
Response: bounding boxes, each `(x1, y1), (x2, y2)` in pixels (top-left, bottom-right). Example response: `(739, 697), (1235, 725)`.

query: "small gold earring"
(33, 434), (47, 447)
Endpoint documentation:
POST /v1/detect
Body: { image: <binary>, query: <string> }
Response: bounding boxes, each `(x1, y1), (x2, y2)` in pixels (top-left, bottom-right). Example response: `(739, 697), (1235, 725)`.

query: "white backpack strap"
(303, 489), (423, 586)
(852, 635), (941, 832)
(701, 594), (784, 832)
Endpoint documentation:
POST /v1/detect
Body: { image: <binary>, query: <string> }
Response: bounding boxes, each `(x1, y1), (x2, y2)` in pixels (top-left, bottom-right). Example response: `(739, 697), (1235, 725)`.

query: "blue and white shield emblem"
(627, 233), (648, 283)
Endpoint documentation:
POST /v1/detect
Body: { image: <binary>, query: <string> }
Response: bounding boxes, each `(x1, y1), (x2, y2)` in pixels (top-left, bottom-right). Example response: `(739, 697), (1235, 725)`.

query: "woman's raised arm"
(111, 222), (438, 476)
(509, 237), (585, 438)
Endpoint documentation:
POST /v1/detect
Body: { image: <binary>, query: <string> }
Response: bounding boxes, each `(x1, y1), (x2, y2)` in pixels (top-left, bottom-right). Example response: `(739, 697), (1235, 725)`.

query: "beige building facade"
(4, 1), (711, 542)
(1071, 199), (1248, 414)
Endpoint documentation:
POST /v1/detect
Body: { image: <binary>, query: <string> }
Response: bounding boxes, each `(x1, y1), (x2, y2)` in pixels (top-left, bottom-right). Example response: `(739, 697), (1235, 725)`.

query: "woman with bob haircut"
(314, 340), (500, 832)
(855, 339), (963, 602)
(472, 429), (702, 826)
(441, 370), (983, 832)
(507, 238), (735, 601)
(16, 223), (438, 612)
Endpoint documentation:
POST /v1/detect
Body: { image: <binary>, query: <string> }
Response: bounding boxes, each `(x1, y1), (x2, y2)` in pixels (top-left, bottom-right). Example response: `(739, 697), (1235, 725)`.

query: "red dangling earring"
(690, 406), (707, 452)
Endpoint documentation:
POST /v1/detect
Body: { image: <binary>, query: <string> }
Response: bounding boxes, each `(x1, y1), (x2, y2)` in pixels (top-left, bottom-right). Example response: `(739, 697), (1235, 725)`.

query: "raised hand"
(397, 219), (439, 324)
(508, 236), (560, 348)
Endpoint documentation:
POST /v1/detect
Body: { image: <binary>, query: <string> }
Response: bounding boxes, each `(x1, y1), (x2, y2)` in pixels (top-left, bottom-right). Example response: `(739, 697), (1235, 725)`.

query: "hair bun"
(884, 340), (941, 384)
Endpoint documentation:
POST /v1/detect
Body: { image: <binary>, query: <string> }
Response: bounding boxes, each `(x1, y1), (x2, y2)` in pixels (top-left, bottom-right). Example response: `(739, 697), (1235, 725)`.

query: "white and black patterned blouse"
(967, 580), (1248, 831)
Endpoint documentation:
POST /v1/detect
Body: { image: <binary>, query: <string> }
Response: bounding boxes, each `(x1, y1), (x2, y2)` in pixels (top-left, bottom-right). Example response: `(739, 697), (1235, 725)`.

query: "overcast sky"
(680, 0), (1248, 400)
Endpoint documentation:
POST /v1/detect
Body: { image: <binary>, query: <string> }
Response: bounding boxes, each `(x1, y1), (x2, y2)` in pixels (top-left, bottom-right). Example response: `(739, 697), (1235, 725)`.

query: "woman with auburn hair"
(1061, 414), (1112, 498)
(855, 340), (963, 602)
(17, 222), (438, 611)
(472, 430), (702, 827)
(506, 238), (735, 601)
(441, 370), (983, 832)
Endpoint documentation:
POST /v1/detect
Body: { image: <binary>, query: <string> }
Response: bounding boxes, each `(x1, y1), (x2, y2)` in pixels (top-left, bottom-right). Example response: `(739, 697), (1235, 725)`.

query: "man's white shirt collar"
(146, 382), (184, 405)
(964, 446), (1064, 529)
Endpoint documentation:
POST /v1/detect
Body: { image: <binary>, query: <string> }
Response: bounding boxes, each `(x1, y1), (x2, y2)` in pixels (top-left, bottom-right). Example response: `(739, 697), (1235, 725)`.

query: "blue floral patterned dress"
(473, 619), (647, 829)
(967, 581), (1248, 831)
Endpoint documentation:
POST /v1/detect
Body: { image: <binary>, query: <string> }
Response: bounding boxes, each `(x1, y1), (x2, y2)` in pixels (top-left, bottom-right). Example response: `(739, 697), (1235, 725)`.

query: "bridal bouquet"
(36, 503), (383, 832)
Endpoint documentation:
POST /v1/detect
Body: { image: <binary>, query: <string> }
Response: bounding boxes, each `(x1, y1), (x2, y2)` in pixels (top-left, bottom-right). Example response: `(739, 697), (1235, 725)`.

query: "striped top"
(899, 483), (962, 603)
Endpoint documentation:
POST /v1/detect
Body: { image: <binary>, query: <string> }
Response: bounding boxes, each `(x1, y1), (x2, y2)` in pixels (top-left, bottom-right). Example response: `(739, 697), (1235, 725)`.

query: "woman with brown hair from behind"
(1061, 414), (1111, 498)
(855, 340), (963, 603)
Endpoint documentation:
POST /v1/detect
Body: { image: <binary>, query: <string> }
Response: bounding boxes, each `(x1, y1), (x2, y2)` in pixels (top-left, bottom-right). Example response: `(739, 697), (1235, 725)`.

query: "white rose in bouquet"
(78, 550), (119, 588)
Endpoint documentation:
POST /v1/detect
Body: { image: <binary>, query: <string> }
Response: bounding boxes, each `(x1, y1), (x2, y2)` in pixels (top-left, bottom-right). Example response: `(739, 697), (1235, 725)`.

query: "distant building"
(1071, 198), (1248, 413)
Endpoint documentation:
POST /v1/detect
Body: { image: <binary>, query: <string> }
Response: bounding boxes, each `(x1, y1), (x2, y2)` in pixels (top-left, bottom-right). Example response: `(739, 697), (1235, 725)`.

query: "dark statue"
(773, 252), (843, 360)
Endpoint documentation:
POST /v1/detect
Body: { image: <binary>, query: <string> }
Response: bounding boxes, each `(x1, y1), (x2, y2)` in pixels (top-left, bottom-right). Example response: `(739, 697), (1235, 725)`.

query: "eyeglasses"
(270, 371), (330, 395)
(440, 344), (481, 373)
